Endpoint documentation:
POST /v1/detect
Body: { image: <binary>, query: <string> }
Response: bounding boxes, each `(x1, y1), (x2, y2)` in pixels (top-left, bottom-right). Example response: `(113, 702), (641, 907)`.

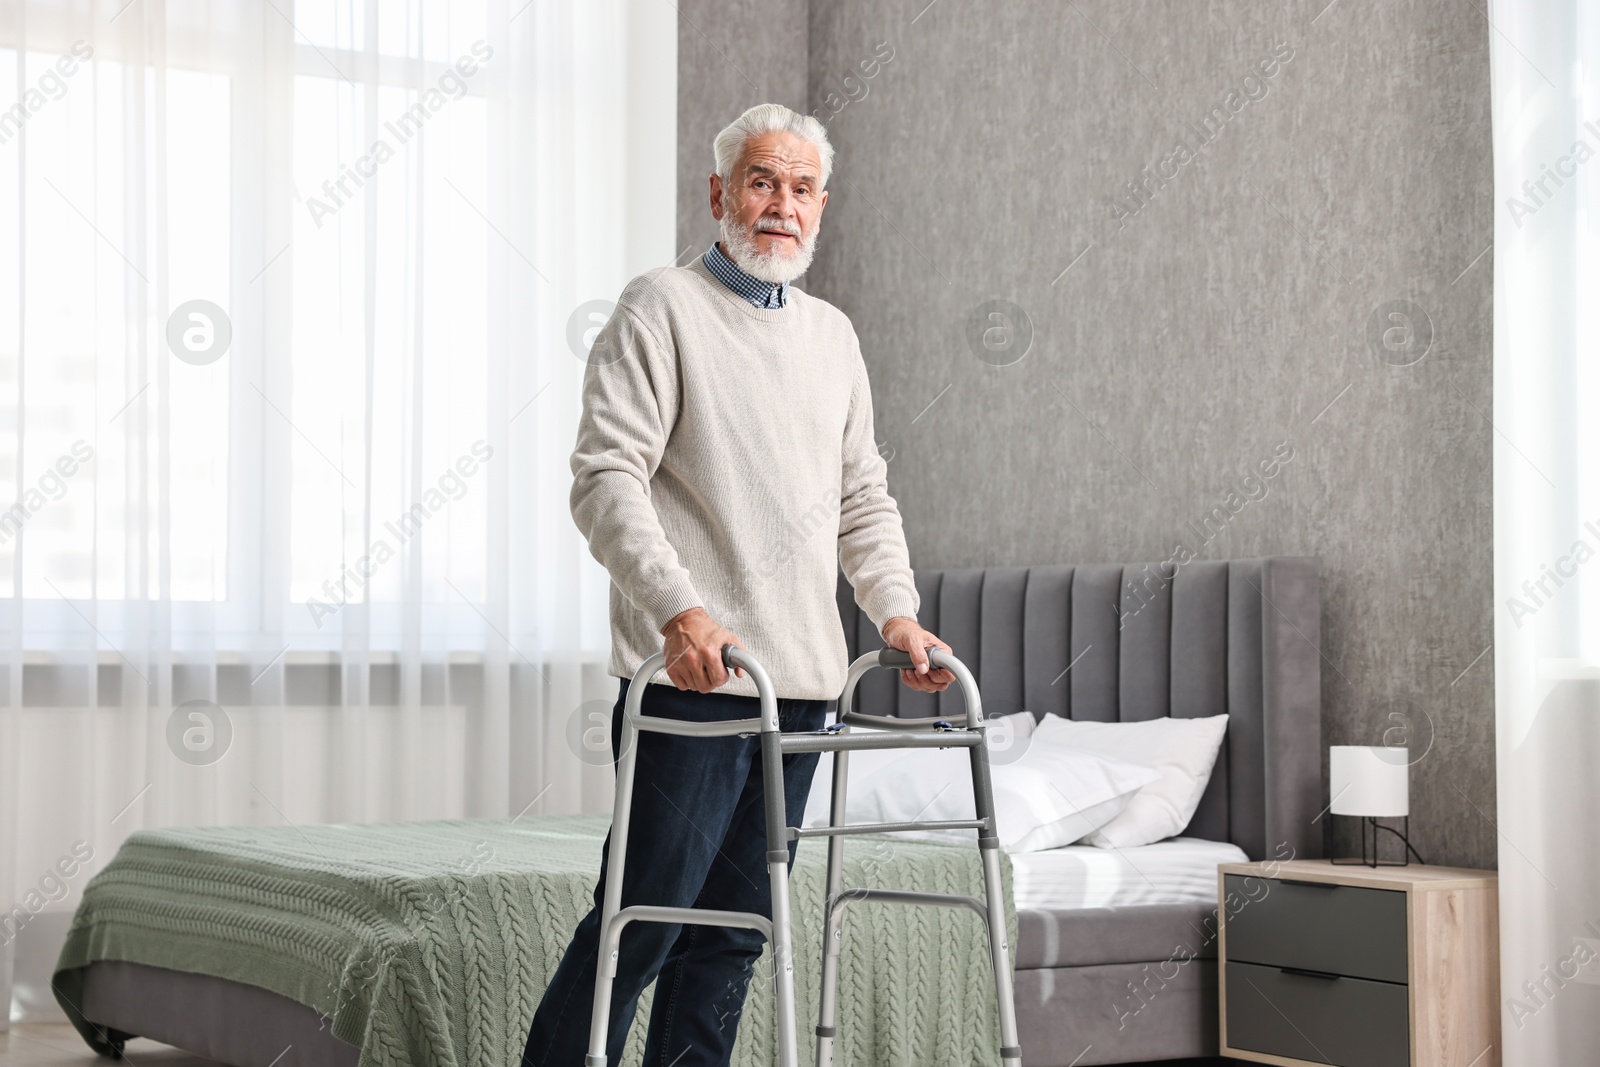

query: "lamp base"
(1331, 815), (1421, 867)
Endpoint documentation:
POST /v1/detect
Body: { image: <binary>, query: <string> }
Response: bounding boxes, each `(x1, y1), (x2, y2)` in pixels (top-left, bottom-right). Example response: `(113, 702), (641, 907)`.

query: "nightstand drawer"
(1225, 873), (1408, 983)
(1226, 961), (1409, 1067)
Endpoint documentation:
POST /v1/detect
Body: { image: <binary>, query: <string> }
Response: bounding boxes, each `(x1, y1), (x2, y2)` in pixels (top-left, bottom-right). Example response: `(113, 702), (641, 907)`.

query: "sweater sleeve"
(837, 339), (920, 636)
(569, 299), (705, 634)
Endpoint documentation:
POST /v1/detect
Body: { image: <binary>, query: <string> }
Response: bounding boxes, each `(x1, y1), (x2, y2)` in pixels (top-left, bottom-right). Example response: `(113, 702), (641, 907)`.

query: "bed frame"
(70, 556), (1321, 1067)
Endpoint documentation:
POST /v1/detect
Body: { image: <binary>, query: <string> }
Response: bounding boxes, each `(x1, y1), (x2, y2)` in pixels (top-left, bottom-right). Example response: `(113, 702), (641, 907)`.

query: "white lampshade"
(1329, 745), (1409, 817)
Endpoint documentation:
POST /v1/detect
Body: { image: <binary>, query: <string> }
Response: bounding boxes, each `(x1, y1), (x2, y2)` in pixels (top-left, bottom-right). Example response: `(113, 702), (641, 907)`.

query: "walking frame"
(584, 643), (1023, 1067)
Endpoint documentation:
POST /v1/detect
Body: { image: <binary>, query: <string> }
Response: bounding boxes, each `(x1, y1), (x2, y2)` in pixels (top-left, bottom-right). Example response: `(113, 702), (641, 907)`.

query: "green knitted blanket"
(54, 814), (1016, 1067)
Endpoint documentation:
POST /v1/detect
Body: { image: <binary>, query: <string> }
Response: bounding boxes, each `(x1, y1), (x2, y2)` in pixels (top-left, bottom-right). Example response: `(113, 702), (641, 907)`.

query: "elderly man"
(521, 102), (953, 1067)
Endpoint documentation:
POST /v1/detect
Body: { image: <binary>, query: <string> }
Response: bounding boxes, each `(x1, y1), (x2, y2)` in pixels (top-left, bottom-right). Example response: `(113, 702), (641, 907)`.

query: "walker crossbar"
(790, 817), (989, 838)
(598, 905), (774, 980)
(825, 886), (991, 921)
(584, 642), (1022, 1067)
(778, 728), (984, 753)
(628, 713), (766, 738)
(837, 710), (971, 730)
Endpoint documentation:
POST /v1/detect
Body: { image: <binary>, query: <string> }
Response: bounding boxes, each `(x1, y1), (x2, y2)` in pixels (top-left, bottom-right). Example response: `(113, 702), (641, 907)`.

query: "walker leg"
(760, 729), (800, 1067)
(971, 736), (1023, 1065)
(814, 746), (850, 1067)
(768, 856), (800, 1067)
(979, 845), (1022, 1065)
(585, 708), (641, 1067)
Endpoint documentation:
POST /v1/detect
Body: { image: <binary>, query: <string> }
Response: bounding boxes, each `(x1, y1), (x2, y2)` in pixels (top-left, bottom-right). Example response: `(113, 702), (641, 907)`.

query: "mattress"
(1008, 836), (1247, 911)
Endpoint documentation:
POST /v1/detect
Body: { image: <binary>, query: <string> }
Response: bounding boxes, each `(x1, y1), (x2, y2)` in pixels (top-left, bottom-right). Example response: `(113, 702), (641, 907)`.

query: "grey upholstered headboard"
(835, 557), (1322, 863)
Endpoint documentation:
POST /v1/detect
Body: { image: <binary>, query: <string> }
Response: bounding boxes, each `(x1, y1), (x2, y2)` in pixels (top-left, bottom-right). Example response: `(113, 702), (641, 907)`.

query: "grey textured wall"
(676, 0), (809, 263)
(679, 3), (1495, 869)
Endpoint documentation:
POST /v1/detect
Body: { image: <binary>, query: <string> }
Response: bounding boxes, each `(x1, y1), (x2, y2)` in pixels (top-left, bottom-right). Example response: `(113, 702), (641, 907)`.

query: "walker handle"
(877, 647), (949, 671)
(834, 645), (981, 730)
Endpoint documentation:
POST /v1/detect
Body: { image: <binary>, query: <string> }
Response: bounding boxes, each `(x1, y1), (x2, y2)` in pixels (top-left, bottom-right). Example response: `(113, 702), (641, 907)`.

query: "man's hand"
(881, 616), (955, 693)
(660, 606), (747, 693)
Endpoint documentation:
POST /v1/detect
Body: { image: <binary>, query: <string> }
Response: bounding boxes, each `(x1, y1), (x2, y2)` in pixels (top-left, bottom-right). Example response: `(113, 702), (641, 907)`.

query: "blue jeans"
(521, 676), (828, 1067)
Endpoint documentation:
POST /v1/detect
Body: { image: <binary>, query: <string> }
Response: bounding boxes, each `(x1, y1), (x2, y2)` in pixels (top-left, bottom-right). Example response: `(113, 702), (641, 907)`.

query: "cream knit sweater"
(570, 255), (920, 700)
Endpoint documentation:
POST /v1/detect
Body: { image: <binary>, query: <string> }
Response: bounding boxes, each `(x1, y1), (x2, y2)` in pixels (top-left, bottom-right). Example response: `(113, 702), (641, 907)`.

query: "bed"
(53, 814), (1012, 1067)
(53, 556), (1320, 1067)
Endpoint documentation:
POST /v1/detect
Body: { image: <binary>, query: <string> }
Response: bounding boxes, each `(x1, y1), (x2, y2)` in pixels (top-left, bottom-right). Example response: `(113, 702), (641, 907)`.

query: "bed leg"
(91, 1025), (131, 1059)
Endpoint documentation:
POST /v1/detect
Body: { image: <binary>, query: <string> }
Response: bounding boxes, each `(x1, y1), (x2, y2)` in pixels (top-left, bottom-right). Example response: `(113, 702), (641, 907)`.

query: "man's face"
(709, 130), (828, 284)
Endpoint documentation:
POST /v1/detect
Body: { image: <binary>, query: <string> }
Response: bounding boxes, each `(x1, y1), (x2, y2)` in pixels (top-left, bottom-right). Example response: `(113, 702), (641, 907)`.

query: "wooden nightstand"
(1217, 859), (1499, 1067)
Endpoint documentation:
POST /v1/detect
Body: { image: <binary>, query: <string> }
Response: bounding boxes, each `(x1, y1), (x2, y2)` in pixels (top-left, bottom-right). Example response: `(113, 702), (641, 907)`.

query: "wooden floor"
(0, 1024), (219, 1066)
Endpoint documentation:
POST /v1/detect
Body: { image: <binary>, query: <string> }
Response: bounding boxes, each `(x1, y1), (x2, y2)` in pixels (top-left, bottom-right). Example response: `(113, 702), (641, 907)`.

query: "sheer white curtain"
(1491, 1), (1600, 1062)
(0, 0), (674, 1022)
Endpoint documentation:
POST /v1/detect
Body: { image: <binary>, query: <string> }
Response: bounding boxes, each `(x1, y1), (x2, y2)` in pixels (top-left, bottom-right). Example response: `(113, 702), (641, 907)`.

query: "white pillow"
(800, 711), (1036, 828)
(1000, 742), (1161, 850)
(1031, 714), (1229, 849)
(841, 728), (1160, 851)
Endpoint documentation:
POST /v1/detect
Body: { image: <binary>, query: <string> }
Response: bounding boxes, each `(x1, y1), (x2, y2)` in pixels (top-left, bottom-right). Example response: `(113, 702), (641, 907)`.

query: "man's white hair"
(713, 103), (834, 190)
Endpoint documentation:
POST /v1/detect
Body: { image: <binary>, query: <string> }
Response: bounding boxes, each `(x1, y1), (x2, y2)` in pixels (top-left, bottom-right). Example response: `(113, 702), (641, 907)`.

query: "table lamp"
(1329, 745), (1421, 867)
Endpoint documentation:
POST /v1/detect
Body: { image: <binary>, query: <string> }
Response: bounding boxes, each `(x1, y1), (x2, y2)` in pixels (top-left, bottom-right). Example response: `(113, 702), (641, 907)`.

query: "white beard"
(718, 211), (819, 285)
